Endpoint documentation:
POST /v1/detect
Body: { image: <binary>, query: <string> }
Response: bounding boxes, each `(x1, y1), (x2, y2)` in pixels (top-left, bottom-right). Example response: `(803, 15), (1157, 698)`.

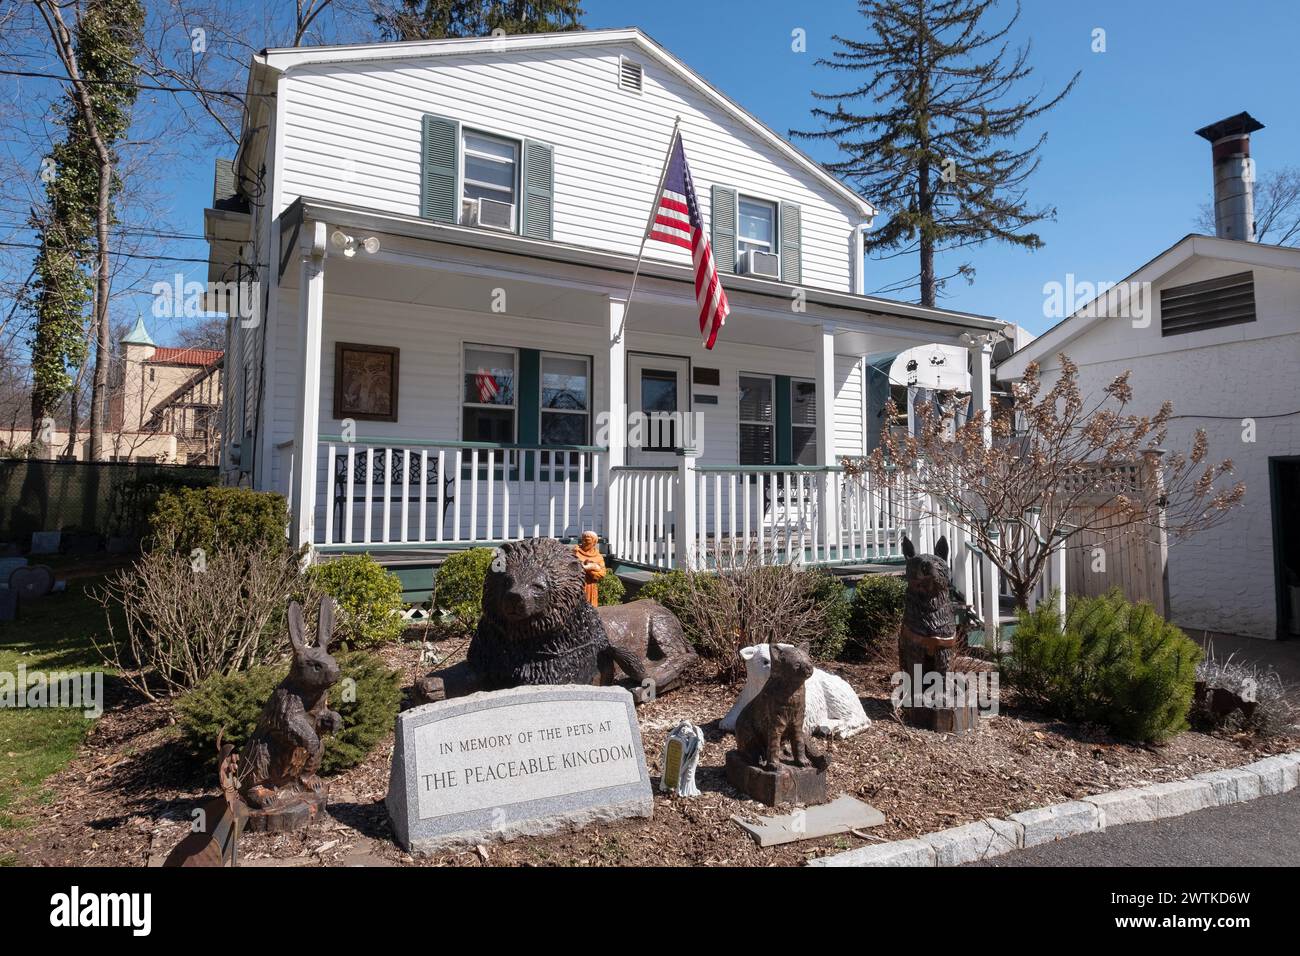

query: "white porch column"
(675, 449), (698, 570)
(290, 221), (327, 551)
(605, 297), (628, 554)
(814, 322), (837, 560)
(969, 336), (995, 448)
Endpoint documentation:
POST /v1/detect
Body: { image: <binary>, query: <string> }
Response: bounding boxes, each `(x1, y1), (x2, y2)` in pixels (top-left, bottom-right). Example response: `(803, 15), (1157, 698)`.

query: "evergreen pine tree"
(796, 0), (1077, 306)
(377, 0), (583, 41)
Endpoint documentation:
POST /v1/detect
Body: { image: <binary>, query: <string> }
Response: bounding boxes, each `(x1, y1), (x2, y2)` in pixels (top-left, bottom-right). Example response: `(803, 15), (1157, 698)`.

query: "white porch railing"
(314, 436), (604, 547)
(608, 459), (934, 571)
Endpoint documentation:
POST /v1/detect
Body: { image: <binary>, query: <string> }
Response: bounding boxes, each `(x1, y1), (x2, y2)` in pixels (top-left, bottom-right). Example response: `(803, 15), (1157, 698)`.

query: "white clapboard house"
(207, 27), (1033, 622)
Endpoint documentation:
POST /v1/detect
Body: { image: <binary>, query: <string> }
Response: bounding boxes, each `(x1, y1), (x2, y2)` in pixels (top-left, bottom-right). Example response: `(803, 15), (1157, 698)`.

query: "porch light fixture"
(329, 230), (381, 258)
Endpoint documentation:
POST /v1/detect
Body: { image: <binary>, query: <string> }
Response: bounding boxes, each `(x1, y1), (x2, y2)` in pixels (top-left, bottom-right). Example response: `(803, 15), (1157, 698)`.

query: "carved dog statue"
(722, 643), (869, 739)
(239, 599), (343, 825)
(417, 538), (695, 705)
(734, 642), (822, 770)
(898, 535), (957, 681)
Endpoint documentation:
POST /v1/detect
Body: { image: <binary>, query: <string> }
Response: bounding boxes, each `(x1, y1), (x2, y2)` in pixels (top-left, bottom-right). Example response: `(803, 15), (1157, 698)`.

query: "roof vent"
(1160, 271), (1256, 336)
(619, 56), (643, 93)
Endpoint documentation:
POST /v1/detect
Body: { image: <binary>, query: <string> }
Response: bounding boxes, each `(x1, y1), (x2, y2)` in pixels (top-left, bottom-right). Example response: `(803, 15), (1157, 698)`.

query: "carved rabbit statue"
(240, 598), (343, 822)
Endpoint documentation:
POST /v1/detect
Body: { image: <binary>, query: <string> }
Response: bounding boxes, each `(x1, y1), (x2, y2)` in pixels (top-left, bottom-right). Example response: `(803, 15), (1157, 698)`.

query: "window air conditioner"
(739, 248), (781, 279)
(462, 197), (514, 231)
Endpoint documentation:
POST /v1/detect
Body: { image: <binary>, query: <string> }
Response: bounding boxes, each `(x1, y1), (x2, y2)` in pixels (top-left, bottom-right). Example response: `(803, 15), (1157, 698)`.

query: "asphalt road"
(970, 789), (1300, 866)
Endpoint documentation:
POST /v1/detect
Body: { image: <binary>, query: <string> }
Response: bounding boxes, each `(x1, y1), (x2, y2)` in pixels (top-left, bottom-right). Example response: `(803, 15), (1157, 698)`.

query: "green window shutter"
(518, 349), (541, 445)
(780, 202), (802, 284)
(775, 374), (793, 465)
(420, 114), (460, 223)
(711, 185), (736, 273)
(521, 140), (554, 240)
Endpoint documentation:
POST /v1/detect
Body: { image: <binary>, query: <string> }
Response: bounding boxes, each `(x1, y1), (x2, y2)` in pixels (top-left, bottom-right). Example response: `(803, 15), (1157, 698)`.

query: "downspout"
(853, 217), (874, 295)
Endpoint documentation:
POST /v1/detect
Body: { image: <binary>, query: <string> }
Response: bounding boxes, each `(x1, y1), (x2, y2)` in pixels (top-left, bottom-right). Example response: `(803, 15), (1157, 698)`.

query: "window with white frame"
(737, 197), (777, 257)
(462, 345), (516, 443)
(790, 379), (817, 465)
(739, 374), (775, 465)
(462, 131), (519, 223)
(540, 353), (590, 446)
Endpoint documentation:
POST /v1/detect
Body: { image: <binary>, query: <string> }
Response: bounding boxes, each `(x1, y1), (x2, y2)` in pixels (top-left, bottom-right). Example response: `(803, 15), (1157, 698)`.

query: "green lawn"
(0, 577), (112, 828)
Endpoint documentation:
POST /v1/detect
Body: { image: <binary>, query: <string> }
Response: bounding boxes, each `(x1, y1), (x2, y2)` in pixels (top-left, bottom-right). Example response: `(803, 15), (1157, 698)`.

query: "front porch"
(271, 199), (1060, 630)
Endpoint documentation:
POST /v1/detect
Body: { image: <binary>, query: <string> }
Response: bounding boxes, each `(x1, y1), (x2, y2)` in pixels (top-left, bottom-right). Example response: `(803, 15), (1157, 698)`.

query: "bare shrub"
(676, 548), (841, 682)
(93, 542), (302, 701)
(1192, 643), (1296, 739)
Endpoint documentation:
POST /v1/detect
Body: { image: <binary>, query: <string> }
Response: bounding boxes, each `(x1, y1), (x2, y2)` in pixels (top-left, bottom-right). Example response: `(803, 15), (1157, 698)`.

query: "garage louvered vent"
(619, 57), (643, 93)
(1160, 271), (1256, 336)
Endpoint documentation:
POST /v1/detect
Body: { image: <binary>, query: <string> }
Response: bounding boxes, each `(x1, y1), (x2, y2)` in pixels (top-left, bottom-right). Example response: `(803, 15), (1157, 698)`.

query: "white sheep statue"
(721, 643), (871, 740)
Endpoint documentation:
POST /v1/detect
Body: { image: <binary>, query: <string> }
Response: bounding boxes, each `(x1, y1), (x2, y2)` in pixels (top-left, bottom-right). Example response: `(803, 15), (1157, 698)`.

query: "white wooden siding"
(275, 42), (860, 292)
(834, 353), (864, 458)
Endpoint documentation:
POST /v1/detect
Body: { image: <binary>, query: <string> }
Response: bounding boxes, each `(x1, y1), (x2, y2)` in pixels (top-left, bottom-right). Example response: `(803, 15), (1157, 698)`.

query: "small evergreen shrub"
(148, 486), (289, 555)
(1008, 589), (1201, 744)
(846, 575), (908, 659)
(433, 547), (496, 631)
(807, 569), (850, 660)
(174, 650), (401, 775)
(303, 554), (404, 646)
(597, 570), (625, 606)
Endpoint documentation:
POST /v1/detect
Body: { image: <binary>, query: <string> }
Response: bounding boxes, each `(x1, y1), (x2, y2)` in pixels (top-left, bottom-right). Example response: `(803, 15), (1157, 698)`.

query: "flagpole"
(613, 115), (682, 345)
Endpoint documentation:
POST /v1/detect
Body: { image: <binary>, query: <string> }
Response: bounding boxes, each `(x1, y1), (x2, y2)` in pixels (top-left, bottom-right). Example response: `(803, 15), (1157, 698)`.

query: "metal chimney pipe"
(1194, 112), (1264, 242)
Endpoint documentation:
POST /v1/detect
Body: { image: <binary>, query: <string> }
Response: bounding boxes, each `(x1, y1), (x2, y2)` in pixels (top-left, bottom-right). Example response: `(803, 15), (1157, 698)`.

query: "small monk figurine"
(574, 531), (607, 607)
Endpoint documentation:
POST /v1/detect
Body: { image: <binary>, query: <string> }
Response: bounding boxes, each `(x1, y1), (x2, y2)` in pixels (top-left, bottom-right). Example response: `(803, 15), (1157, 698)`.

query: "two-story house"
(207, 28), (1019, 610)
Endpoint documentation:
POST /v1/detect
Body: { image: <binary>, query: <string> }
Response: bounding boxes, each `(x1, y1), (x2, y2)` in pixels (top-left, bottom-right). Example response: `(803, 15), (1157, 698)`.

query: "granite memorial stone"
(388, 684), (653, 854)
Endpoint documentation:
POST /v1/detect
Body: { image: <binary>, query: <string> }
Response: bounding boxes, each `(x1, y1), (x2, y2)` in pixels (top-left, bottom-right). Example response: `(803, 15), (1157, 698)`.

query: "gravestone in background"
(388, 685), (653, 854)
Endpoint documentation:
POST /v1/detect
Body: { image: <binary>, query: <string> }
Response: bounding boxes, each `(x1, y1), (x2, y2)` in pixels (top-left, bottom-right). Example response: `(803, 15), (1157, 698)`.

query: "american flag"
(647, 132), (730, 350)
(474, 369), (498, 404)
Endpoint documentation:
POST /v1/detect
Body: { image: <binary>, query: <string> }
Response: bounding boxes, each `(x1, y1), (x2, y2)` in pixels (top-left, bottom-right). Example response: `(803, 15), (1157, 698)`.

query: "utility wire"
(0, 68), (272, 99)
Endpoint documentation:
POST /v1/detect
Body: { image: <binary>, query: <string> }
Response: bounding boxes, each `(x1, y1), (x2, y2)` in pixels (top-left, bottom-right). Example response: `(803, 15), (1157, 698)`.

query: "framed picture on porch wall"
(333, 342), (399, 422)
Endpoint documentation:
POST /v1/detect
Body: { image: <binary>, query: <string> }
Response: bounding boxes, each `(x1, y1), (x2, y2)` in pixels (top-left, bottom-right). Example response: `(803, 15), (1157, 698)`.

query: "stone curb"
(809, 750), (1300, 867)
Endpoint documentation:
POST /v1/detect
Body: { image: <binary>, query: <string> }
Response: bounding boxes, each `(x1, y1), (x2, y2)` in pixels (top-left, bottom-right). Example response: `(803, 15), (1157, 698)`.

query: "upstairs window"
(462, 131), (519, 224)
(737, 197), (777, 257)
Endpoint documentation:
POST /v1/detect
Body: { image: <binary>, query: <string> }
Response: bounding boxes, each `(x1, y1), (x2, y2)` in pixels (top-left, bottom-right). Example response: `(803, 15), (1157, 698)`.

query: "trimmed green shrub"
(433, 547), (496, 631)
(148, 486), (289, 555)
(807, 569), (850, 660)
(174, 649), (402, 775)
(1008, 589), (1201, 744)
(846, 574), (908, 659)
(303, 554), (404, 647)
(597, 570), (625, 606)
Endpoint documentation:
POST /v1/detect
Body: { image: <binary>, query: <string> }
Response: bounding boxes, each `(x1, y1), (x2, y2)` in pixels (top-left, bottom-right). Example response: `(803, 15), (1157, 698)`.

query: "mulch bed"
(1, 637), (1294, 868)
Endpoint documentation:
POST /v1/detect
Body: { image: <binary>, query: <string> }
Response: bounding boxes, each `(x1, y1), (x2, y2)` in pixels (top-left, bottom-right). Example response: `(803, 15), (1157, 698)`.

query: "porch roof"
(283, 196), (1008, 343)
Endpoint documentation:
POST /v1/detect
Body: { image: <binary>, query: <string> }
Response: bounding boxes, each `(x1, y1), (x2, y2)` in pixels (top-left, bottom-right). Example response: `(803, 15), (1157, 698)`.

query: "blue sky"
(152, 0), (1298, 340)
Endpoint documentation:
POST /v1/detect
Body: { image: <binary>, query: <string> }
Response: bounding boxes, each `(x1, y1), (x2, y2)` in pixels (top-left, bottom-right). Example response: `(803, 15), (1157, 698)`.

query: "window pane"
(739, 375), (773, 423)
(740, 423), (774, 465)
(640, 369), (677, 414)
(791, 380), (817, 427)
(738, 199), (774, 248)
(464, 349), (515, 406)
(541, 412), (588, 446)
(463, 407), (515, 444)
(793, 425), (817, 465)
(464, 152), (516, 191)
(542, 356), (589, 411)
(465, 133), (516, 162)
(464, 181), (514, 204)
